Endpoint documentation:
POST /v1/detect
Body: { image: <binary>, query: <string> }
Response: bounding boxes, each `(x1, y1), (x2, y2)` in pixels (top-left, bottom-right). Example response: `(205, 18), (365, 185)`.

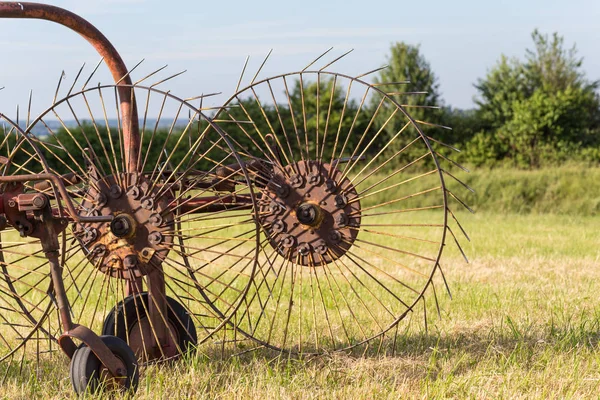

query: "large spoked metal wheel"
(212, 70), (463, 354)
(4, 83), (261, 364)
(0, 114), (57, 372)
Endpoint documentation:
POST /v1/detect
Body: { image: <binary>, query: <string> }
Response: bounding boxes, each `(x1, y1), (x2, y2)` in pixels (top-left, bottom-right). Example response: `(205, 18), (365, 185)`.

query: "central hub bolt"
(110, 214), (135, 238)
(296, 203), (323, 227)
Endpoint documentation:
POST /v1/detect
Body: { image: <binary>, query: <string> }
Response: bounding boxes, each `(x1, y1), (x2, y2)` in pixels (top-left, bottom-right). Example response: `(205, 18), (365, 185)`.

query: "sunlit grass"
(1, 211), (599, 398)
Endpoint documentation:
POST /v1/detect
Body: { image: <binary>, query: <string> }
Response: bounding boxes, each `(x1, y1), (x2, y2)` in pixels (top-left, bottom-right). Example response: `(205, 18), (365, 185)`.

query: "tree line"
(408, 30), (600, 168)
(3, 29), (597, 174)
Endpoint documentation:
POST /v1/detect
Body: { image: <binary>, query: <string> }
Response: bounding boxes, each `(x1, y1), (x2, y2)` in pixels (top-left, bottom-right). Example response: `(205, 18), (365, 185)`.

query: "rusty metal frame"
(0, 2), (140, 172)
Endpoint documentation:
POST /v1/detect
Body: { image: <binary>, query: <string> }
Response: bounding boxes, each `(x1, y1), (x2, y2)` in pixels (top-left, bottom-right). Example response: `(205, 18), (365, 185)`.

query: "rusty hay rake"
(0, 2), (472, 395)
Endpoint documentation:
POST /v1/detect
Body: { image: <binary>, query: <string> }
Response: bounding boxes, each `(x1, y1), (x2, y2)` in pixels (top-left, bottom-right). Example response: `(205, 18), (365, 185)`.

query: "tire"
(102, 293), (197, 360)
(70, 335), (139, 395)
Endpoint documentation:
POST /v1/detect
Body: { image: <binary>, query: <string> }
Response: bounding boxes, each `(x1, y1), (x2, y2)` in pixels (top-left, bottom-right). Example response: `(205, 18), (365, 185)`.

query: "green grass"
(2, 211), (599, 399)
(460, 166), (600, 216)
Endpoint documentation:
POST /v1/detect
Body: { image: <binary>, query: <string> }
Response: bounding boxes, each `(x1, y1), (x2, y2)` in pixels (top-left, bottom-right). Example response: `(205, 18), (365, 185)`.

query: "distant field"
(1, 210), (599, 399)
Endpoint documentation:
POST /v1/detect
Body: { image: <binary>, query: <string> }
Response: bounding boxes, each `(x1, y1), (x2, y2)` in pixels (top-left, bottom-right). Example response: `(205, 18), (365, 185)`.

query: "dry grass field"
(1, 210), (599, 399)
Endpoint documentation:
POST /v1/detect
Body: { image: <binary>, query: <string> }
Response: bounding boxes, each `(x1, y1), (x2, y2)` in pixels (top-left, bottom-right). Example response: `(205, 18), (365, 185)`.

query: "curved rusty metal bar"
(0, 1), (140, 173)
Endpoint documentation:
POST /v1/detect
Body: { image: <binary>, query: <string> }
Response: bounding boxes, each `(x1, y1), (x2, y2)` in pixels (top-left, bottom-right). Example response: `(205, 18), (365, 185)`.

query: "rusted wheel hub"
(259, 161), (361, 266)
(73, 173), (174, 279)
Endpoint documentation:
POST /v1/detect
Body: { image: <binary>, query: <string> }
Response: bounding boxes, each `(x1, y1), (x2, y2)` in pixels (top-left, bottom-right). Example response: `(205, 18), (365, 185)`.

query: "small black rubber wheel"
(70, 335), (139, 395)
(102, 292), (197, 358)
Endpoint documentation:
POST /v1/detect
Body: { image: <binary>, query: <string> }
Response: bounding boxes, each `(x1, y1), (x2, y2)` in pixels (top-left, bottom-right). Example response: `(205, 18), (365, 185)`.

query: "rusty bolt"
(269, 201), (284, 215)
(109, 185), (123, 199)
(276, 184), (290, 199)
(308, 173), (321, 186)
(141, 248), (152, 258)
(271, 219), (286, 234)
(334, 194), (347, 208)
(315, 240), (328, 255)
(335, 212), (348, 228)
(128, 185), (142, 200)
(289, 174), (304, 189)
(94, 192), (107, 207)
(325, 179), (337, 193)
(7, 199), (16, 208)
(92, 244), (107, 257)
(282, 235), (296, 248)
(83, 228), (98, 244)
(32, 194), (48, 209)
(297, 243), (311, 256)
(328, 230), (342, 245)
(148, 231), (163, 245)
(107, 254), (121, 267)
(141, 197), (154, 210)
(149, 213), (163, 227)
(123, 255), (138, 269)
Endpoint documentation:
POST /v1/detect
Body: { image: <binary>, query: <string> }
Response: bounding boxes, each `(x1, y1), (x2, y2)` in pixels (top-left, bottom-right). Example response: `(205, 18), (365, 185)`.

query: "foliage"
(372, 42), (446, 164)
(217, 77), (370, 163)
(470, 30), (600, 167)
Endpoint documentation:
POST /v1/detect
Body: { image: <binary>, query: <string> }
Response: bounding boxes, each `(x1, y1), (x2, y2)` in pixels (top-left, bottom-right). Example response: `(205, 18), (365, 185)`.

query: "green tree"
(219, 78), (368, 165)
(374, 42), (442, 123)
(473, 30), (600, 167)
(372, 42), (445, 165)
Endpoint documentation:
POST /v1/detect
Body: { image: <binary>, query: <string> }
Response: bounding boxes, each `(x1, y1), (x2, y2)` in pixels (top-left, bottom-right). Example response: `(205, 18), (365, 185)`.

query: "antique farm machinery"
(0, 2), (470, 395)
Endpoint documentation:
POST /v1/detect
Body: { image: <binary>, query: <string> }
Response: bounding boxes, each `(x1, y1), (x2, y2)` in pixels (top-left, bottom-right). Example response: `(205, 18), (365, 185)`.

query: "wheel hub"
(259, 160), (361, 266)
(73, 173), (174, 279)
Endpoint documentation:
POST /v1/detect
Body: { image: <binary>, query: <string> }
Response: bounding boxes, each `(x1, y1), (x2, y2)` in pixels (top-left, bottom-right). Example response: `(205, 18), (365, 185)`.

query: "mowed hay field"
(1, 208), (599, 399)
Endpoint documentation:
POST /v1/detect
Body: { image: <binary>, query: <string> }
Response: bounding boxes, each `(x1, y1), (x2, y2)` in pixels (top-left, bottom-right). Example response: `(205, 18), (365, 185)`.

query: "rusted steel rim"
(0, 2), (140, 173)
(215, 70), (451, 354)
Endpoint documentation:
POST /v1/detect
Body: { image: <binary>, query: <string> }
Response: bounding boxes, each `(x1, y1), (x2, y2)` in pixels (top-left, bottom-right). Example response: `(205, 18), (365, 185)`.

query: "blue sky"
(0, 0), (598, 118)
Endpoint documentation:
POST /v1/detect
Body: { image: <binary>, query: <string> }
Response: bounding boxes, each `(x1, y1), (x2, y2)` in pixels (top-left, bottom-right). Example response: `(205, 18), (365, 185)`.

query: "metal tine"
(422, 295), (428, 333)
(427, 136), (461, 152)
(200, 105), (240, 111)
(356, 64), (389, 79)
(431, 280), (442, 318)
(115, 58), (145, 85)
(437, 263), (453, 299)
(436, 151), (470, 173)
(184, 92), (221, 102)
(442, 169), (475, 193)
(448, 226), (469, 263)
(387, 91), (427, 95)
(448, 207), (471, 242)
(26, 90), (33, 127)
(251, 49), (273, 85)
(81, 57), (104, 90)
(133, 64), (168, 86)
(212, 118), (254, 124)
(319, 48), (354, 71)
(67, 62), (86, 97)
(372, 80), (410, 86)
(401, 105), (441, 109)
(236, 56), (250, 92)
(150, 69), (187, 88)
(302, 47), (333, 72)
(447, 189), (475, 214)
(53, 70), (66, 105)
(415, 119), (452, 130)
